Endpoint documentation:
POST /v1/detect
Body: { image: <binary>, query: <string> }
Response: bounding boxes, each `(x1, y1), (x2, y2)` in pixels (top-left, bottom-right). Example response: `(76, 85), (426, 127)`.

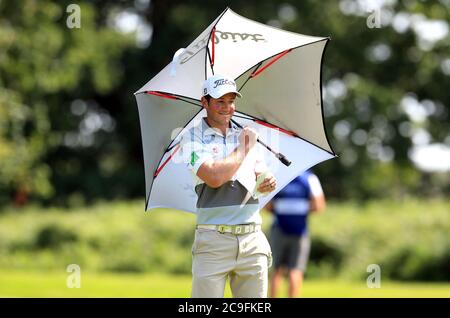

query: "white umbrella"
(134, 8), (336, 212)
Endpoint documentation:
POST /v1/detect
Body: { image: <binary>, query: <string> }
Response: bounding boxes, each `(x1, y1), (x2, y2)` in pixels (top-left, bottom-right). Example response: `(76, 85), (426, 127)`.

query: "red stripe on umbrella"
(255, 120), (298, 137)
(146, 91), (178, 100)
(251, 49), (292, 78)
(154, 144), (181, 178)
(211, 27), (216, 67)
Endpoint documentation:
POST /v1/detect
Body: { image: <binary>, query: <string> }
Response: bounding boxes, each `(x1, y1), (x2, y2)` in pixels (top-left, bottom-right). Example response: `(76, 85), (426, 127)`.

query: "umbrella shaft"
(230, 118), (291, 167)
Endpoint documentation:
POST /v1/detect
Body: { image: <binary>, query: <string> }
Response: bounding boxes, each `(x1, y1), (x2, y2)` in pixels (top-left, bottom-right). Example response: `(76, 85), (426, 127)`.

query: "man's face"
(202, 92), (236, 127)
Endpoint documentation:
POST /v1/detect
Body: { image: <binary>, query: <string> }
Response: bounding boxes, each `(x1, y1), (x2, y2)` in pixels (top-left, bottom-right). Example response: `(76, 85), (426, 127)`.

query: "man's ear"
(200, 97), (208, 108)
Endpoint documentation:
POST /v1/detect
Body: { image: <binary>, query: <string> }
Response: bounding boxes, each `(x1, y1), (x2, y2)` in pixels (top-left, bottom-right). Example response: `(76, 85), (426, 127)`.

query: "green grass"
(0, 199), (448, 296)
(0, 270), (449, 298)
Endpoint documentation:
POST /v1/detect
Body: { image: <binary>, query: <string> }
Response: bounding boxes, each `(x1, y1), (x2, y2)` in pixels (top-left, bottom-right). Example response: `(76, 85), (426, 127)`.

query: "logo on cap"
(202, 74), (242, 98)
(213, 79), (236, 89)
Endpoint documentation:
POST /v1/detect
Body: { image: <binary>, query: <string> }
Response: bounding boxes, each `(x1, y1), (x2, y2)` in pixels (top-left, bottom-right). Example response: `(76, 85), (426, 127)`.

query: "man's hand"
(238, 127), (258, 153)
(257, 172), (277, 193)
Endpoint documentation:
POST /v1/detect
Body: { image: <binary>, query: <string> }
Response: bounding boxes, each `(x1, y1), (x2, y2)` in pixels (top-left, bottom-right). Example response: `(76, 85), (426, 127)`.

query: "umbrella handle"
(276, 152), (292, 167)
(230, 119), (292, 167)
(257, 137), (292, 167)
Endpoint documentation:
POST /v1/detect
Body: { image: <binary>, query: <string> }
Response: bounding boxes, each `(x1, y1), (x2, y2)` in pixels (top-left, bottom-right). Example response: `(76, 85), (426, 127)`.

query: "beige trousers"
(191, 228), (272, 298)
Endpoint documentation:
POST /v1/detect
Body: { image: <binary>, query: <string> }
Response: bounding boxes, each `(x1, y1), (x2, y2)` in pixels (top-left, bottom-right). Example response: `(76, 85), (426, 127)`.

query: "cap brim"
(210, 89), (242, 99)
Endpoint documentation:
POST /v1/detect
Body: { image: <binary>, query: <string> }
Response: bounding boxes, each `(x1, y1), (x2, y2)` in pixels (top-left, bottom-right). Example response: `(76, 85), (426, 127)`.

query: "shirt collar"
(202, 117), (239, 137)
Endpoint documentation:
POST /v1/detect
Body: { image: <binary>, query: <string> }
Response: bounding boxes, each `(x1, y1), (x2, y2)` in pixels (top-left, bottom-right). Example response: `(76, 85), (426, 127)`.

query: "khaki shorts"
(191, 228), (272, 298)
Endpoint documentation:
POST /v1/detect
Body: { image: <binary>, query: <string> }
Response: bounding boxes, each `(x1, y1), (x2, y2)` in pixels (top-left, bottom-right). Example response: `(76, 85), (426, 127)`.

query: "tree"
(0, 0), (133, 206)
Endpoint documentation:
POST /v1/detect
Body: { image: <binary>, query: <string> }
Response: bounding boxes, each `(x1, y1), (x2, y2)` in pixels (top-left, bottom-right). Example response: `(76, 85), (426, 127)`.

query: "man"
(180, 74), (277, 298)
(265, 170), (326, 298)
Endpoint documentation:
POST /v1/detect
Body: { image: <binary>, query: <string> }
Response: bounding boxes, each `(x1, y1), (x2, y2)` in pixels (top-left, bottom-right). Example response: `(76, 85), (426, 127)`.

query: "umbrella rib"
(211, 27), (216, 67)
(253, 120), (298, 137)
(177, 97), (202, 108)
(317, 39), (337, 156)
(237, 48), (292, 93)
(230, 118), (291, 166)
(206, 48), (214, 75)
(153, 144), (181, 178)
(206, 27), (216, 75)
(232, 112), (300, 138)
(146, 91), (178, 99)
(238, 63), (262, 92)
(204, 8), (229, 80)
(250, 49), (292, 78)
(166, 141), (181, 152)
(231, 112), (335, 156)
(145, 91), (202, 107)
(231, 113), (297, 137)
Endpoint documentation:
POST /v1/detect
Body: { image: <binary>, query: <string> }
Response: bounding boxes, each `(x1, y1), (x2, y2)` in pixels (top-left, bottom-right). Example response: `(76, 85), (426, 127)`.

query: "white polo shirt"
(180, 117), (267, 225)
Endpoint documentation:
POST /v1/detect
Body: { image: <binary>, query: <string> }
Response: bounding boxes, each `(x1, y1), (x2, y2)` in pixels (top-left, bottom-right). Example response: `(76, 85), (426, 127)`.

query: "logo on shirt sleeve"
(190, 151), (199, 166)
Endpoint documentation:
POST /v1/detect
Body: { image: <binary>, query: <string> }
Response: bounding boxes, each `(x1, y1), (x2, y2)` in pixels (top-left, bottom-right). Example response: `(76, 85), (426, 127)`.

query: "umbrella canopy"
(134, 8), (336, 212)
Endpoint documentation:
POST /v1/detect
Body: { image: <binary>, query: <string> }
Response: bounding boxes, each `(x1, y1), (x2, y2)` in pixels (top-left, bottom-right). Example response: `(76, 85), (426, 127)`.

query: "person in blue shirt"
(265, 170), (326, 298)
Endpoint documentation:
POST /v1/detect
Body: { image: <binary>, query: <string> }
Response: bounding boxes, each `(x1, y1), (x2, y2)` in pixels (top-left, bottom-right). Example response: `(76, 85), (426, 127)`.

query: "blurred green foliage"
(0, 0), (449, 206)
(0, 200), (448, 281)
(308, 200), (450, 281)
(0, 0), (134, 205)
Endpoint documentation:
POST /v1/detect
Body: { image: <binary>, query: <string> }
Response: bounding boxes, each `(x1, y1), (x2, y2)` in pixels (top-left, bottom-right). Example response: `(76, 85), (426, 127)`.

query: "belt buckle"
(217, 225), (227, 234)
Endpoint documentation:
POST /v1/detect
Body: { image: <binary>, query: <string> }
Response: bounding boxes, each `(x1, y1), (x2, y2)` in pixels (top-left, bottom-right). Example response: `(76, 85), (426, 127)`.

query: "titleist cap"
(202, 74), (242, 99)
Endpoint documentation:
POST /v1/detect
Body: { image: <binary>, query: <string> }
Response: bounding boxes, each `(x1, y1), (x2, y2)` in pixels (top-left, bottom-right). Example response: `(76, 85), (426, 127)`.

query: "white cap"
(202, 74), (242, 99)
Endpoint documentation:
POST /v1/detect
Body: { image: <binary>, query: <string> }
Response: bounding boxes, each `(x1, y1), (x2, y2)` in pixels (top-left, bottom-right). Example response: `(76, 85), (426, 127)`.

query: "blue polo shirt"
(272, 170), (323, 235)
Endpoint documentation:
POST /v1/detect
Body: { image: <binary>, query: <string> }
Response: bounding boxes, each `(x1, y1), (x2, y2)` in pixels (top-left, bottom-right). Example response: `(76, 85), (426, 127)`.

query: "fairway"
(0, 270), (449, 298)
